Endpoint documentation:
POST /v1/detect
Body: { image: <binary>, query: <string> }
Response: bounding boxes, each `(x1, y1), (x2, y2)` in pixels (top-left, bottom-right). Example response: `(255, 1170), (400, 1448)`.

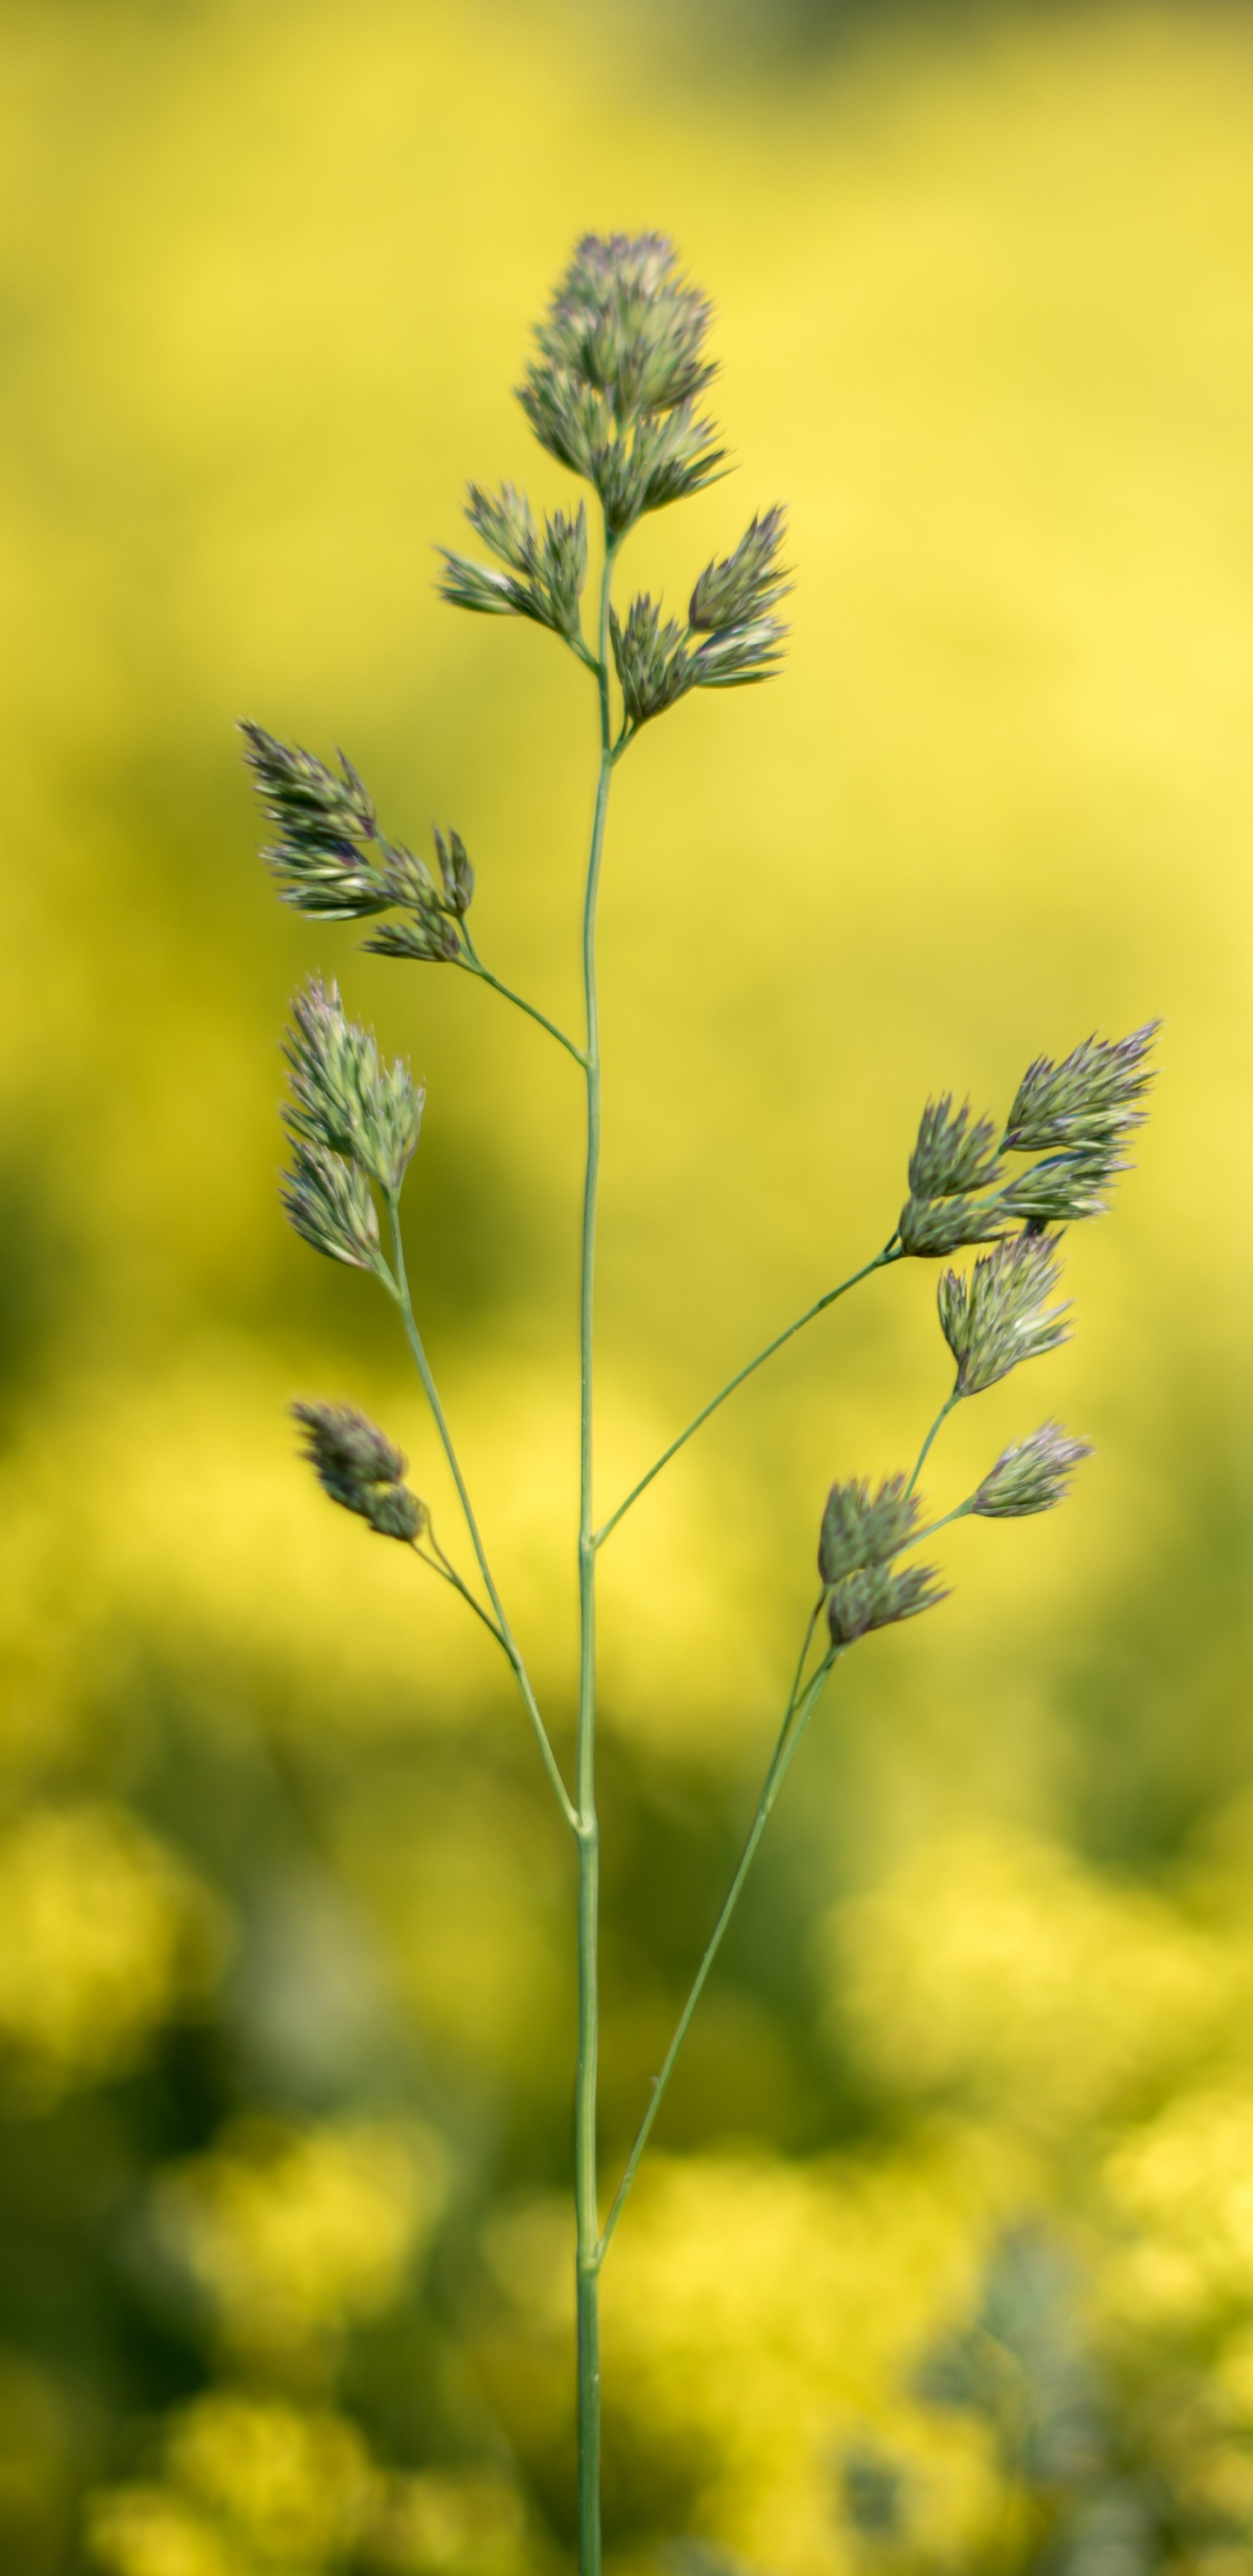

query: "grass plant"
(242, 233), (1156, 2573)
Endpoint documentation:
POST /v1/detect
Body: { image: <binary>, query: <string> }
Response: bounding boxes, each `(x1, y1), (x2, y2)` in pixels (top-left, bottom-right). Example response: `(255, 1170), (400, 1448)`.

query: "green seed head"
(898, 1191), (1008, 1259)
(908, 1096), (1003, 1201)
(439, 489), (588, 643)
(689, 508), (791, 633)
(938, 1232), (1070, 1398)
(533, 231), (716, 426)
(827, 1560), (947, 1647)
(283, 976), (423, 1196)
(518, 235), (725, 538)
(281, 1143), (381, 1271)
(1003, 1022), (1159, 1157)
(973, 1421), (1093, 1518)
(610, 595), (694, 728)
(995, 1143), (1125, 1229)
(241, 722), (392, 920)
(819, 1474), (921, 1586)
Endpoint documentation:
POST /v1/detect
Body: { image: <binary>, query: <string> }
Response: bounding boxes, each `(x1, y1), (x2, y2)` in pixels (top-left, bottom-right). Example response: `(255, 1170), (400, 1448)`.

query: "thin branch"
(384, 1192), (579, 1835)
(905, 1384), (962, 1499)
(597, 1640), (841, 2263)
(594, 1243), (902, 1549)
(411, 1531), (506, 1647)
(458, 937), (586, 1065)
(908, 1498), (975, 1550)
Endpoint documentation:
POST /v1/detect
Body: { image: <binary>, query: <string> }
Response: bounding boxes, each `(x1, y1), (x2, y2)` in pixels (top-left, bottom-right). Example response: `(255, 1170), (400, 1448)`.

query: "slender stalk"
(593, 1243), (902, 1548)
(598, 1643), (840, 2261)
(575, 523), (618, 2576)
(385, 1194), (578, 1834)
(905, 1384), (962, 1498)
(458, 940), (587, 1067)
(908, 1499), (975, 1549)
(412, 1535), (506, 1644)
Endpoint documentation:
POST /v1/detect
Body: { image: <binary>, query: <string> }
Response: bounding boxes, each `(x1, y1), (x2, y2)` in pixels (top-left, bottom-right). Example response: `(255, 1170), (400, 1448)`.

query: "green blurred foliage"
(3, 0), (1253, 2568)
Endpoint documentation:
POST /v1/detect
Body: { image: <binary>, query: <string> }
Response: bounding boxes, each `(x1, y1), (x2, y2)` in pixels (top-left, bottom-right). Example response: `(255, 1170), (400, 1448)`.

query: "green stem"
(385, 1195), (578, 1834)
(908, 1498), (975, 1549)
(412, 1534), (506, 1645)
(593, 1243), (902, 1548)
(597, 1643), (840, 2261)
(906, 1385), (962, 1498)
(575, 524), (618, 2576)
(458, 943), (586, 1067)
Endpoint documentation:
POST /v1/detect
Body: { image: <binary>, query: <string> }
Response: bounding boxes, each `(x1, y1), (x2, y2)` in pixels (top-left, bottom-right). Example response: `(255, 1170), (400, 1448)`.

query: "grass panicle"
(242, 231), (1156, 2576)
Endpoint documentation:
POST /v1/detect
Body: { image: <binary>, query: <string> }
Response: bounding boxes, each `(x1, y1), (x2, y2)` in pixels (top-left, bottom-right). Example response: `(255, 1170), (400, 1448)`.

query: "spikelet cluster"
(437, 235), (790, 731)
(280, 978), (419, 1269)
(938, 1234), (1070, 1399)
(291, 1403), (425, 1542)
(817, 1475), (945, 1648)
(521, 233), (722, 538)
(609, 508), (790, 732)
(439, 486), (589, 641)
(899, 1022), (1159, 1258)
(973, 1423), (1093, 1519)
(240, 724), (474, 963)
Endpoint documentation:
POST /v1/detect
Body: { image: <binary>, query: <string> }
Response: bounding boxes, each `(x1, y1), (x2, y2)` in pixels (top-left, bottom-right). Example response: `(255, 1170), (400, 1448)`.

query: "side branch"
(385, 1193), (579, 1834)
(594, 1242), (902, 1548)
(459, 935), (587, 1066)
(906, 1384), (961, 1498)
(597, 1640), (840, 2261)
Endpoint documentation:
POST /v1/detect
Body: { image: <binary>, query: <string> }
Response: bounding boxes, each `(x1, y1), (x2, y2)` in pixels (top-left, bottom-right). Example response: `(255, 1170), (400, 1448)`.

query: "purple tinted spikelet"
(241, 723), (392, 920)
(1003, 1023), (1160, 1157)
(283, 977), (423, 1196)
(292, 1401), (426, 1541)
(938, 1234), (1070, 1398)
(818, 1475), (921, 1586)
(826, 1560), (947, 1647)
(517, 234), (725, 538)
(973, 1422), (1093, 1518)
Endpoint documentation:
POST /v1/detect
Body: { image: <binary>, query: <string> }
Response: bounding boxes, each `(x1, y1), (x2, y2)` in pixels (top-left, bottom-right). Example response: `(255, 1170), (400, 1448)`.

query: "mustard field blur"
(4, 1), (1253, 2568)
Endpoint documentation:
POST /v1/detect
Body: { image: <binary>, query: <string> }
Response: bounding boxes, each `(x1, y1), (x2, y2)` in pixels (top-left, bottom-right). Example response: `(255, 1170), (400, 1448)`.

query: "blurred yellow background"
(4, 0), (1253, 2567)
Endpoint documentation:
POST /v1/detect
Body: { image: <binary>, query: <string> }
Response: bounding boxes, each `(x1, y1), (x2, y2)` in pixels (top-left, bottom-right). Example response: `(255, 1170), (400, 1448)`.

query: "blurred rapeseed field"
(3, 0), (1253, 2566)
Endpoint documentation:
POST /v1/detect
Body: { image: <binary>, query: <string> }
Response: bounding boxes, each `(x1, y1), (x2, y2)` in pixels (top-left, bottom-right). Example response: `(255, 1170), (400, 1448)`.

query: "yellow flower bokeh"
(5, 2), (1253, 2570)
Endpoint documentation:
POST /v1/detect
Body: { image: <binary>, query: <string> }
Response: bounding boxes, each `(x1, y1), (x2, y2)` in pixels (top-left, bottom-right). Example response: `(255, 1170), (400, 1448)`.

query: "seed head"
(898, 1191), (1008, 1259)
(973, 1421), (1093, 1518)
(689, 509), (792, 632)
(687, 617), (787, 691)
(908, 1097), (1003, 1201)
(281, 1143), (381, 1271)
(938, 1233), (1070, 1398)
(827, 1560), (947, 1647)
(610, 595), (694, 728)
(283, 976), (423, 1195)
(439, 488), (588, 644)
(519, 236), (725, 539)
(291, 1401), (426, 1541)
(241, 723), (392, 920)
(533, 232), (716, 425)
(819, 1474), (921, 1586)
(464, 480), (539, 574)
(1003, 1023), (1159, 1157)
(363, 829), (469, 963)
(995, 1143), (1125, 1229)
(433, 826), (474, 917)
